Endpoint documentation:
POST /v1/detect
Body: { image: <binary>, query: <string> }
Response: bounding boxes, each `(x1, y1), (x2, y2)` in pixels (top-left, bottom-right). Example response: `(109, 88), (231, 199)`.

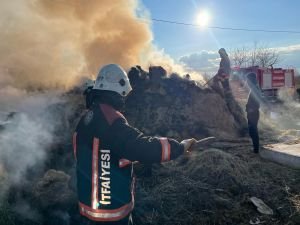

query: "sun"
(196, 10), (211, 27)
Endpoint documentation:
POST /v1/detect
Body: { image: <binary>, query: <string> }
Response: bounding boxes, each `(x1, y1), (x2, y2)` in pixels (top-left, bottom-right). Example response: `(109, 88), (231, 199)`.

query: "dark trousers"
(247, 110), (259, 152)
(212, 76), (231, 97)
(221, 79), (231, 94)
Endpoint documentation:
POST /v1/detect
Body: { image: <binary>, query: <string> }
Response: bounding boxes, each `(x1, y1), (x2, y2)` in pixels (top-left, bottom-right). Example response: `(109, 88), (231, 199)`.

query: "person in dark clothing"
(246, 72), (265, 153)
(218, 48), (231, 76)
(210, 48), (248, 136)
(73, 64), (197, 225)
(213, 48), (231, 96)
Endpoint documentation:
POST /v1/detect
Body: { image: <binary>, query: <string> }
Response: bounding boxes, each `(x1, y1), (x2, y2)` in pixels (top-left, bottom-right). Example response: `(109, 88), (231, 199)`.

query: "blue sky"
(141, 0), (300, 72)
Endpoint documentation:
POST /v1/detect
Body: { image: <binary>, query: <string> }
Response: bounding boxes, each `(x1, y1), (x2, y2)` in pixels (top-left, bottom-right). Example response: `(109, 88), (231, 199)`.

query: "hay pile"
(32, 170), (76, 210)
(134, 147), (300, 225)
(126, 66), (247, 139)
(134, 149), (252, 225)
(0, 66), (299, 225)
(184, 149), (250, 191)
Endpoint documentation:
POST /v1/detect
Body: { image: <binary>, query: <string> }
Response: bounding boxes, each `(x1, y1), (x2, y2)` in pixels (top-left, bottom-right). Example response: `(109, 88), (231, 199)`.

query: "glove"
(180, 138), (197, 153)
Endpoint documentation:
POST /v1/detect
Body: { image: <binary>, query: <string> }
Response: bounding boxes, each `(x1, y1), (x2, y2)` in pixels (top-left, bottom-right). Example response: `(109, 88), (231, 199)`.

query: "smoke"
(141, 46), (205, 82)
(0, 0), (153, 89)
(0, 1), (206, 221)
(0, 0), (200, 198)
(13, 200), (42, 222)
(261, 88), (300, 141)
(0, 0), (205, 202)
(0, 0), (204, 90)
(276, 88), (300, 130)
(0, 90), (65, 199)
(0, 0), (154, 194)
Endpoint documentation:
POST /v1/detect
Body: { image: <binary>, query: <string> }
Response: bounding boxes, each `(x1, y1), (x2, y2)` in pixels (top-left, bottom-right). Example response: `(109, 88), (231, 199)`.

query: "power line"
(36, 0), (300, 34)
(140, 18), (300, 34)
(34, 0), (300, 34)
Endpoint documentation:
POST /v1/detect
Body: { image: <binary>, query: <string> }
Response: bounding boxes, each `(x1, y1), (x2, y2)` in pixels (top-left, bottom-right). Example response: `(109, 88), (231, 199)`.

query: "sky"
(141, 0), (300, 73)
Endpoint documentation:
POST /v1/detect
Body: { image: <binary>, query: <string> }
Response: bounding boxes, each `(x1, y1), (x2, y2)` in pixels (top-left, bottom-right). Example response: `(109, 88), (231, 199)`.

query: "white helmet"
(93, 64), (132, 96)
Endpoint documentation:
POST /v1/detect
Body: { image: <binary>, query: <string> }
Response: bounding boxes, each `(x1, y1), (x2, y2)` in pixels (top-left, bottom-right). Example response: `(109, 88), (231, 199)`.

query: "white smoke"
(0, 90), (65, 198)
(0, 0), (205, 205)
(265, 88), (300, 141)
(13, 200), (42, 222)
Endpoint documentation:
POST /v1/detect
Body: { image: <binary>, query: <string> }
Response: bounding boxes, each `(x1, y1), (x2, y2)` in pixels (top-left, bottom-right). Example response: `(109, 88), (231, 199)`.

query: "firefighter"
(246, 72), (264, 153)
(73, 64), (197, 225)
(213, 48), (231, 97)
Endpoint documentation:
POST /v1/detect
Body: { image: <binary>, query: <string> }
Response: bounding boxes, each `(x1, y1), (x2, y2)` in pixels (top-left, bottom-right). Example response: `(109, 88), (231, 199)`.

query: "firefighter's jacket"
(73, 103), (184, 222)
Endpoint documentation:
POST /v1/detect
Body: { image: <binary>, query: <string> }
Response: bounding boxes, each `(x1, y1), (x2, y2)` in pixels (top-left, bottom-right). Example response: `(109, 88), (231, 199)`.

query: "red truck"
(231, 66), (296, 98)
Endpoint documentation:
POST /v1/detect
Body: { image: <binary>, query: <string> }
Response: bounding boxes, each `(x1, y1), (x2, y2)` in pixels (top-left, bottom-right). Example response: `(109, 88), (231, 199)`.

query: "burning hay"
(126, 66), (247, 140)
(32, 170), (76, 210)
(0, 66), (299, 225)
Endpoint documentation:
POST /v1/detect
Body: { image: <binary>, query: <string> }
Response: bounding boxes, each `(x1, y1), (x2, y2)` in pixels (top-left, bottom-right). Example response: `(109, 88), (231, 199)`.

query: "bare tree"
(230, 42), (280, 68)
(249, 41), (258, 67)
(256, 45), (280, 67)
(231, 46), (249, 67)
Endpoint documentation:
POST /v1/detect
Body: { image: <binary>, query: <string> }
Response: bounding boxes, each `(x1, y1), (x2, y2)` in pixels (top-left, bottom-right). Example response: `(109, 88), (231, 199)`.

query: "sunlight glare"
(196, 10), (211, 27)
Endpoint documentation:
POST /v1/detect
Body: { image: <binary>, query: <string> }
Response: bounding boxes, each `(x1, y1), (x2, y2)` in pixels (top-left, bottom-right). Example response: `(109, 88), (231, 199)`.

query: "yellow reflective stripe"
(79, 162), (136, 222)
(92, 138), (99, 209)
(80, 201), (134, 220)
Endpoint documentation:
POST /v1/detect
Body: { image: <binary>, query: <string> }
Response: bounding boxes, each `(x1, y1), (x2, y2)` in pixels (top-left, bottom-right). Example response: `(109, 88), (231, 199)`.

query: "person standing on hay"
(212, 48), (231, 97)
(209, 48), (248, 136)
(73, 64), (212, 225)
(245, 72), (267, 153)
